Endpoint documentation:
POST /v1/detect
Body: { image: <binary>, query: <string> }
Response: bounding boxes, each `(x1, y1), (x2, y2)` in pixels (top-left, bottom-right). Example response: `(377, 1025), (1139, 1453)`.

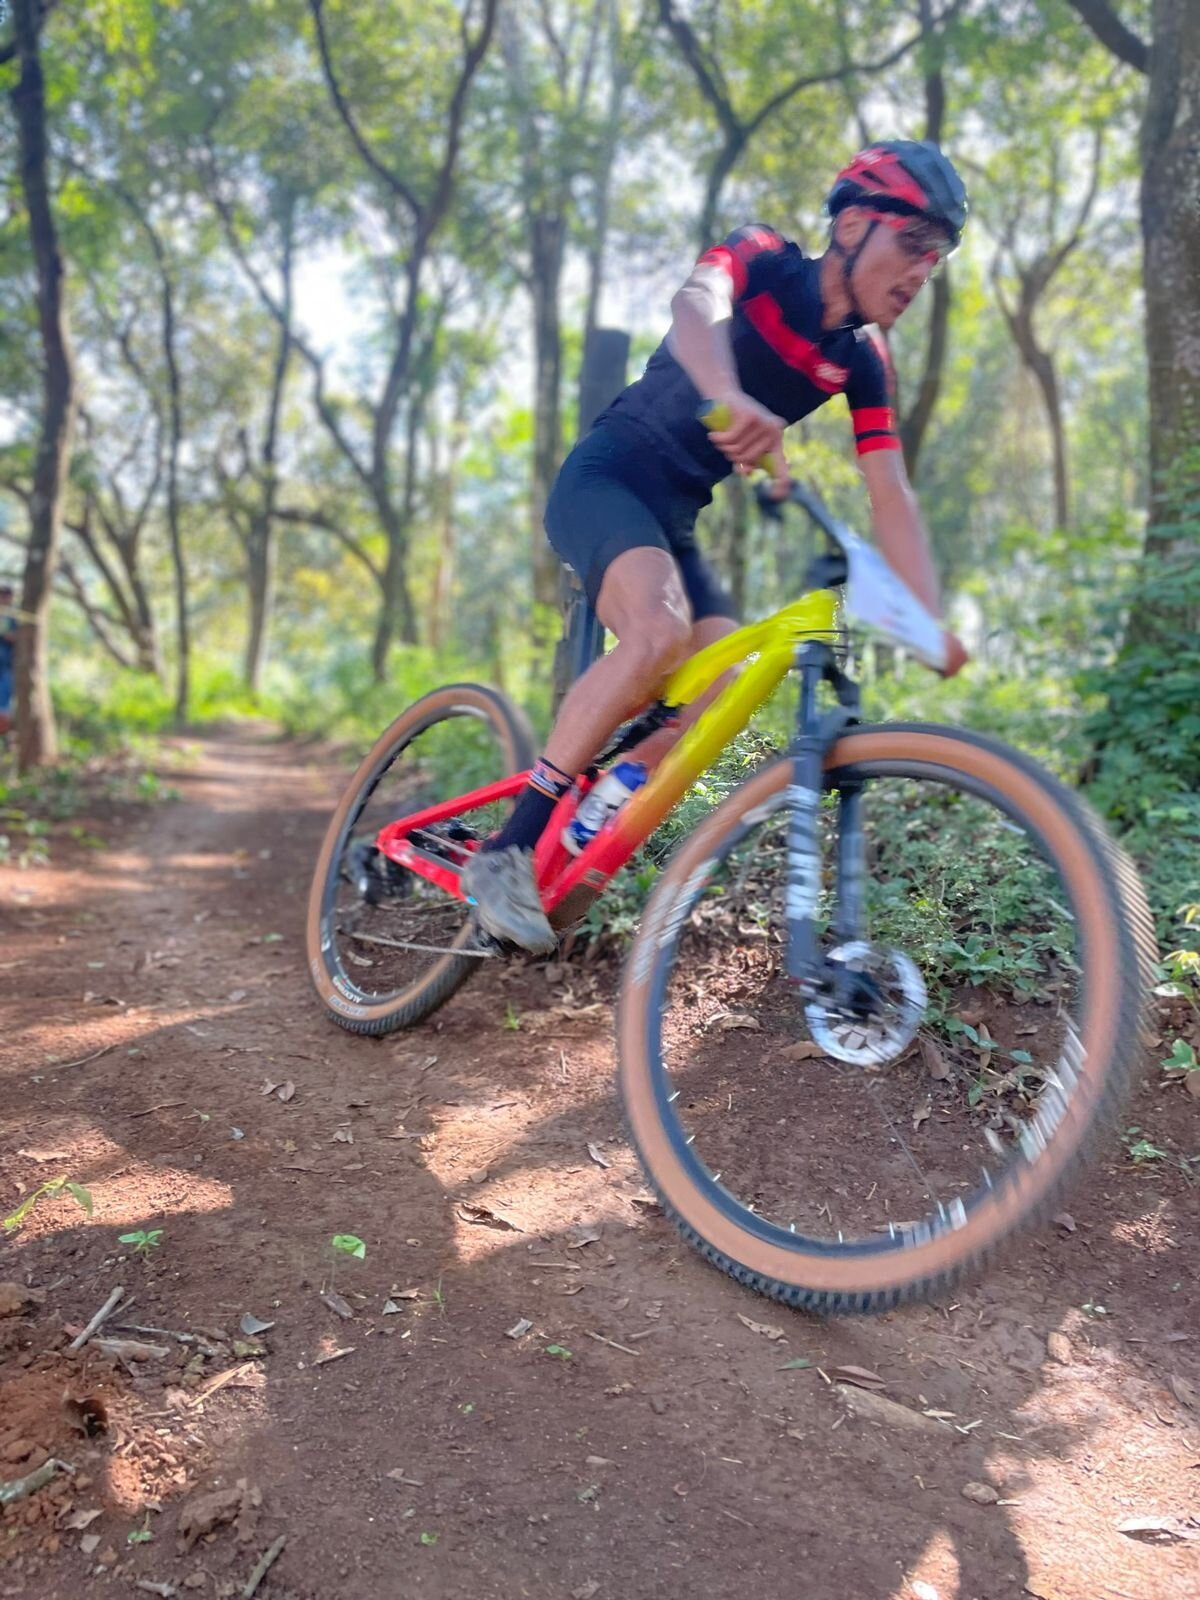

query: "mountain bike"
(306, 481), (1154, 1311)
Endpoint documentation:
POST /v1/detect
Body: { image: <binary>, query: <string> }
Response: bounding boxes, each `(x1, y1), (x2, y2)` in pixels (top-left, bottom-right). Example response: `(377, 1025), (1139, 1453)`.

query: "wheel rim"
(620, 734), (1131, 1295)
(318, 703), (518, 1009)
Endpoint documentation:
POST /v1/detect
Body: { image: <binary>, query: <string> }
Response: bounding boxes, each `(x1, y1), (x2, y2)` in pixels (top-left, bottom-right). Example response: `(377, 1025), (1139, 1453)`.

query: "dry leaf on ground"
(736, 1312), (785, 1342)
(920, 1038), (949, 1080)
(831, 1365), (885, 1390)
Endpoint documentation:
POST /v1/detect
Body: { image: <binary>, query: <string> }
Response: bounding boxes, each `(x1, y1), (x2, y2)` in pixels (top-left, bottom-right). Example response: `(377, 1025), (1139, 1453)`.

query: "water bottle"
(562, 760), (648, 855)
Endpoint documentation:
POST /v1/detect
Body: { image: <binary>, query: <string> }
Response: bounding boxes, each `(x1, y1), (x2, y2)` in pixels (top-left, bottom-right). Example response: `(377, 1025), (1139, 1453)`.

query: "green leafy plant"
(544, 1343), (572, 1360)
(418, 1531), (439, 1546)
(1160, 1038), (1198, 1074)
(502, 1002), (521, 1031)
(119, 1228), (163, 1258)
(331, 1233), (366, 1260)
(1123, 1127), (1169, 1165)
(127, 1521), (153, 1545)
(3, 1176), (93, 1234)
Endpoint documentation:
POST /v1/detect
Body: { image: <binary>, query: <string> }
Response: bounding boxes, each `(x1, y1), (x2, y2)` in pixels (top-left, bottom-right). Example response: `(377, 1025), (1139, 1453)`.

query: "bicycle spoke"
(652, 769), (1085, 1249)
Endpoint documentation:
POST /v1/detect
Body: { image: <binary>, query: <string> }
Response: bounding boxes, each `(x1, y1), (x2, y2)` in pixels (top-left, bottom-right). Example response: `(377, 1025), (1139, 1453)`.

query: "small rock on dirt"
(961, 1481), (999, 1505)
(1046, 1331), (1072, 1365)
(0, 1282), (44, 1318)
(177, 1480), (261, 1551)
(835, 1385), (953, 1437)
(572, 1584), (600, 1600)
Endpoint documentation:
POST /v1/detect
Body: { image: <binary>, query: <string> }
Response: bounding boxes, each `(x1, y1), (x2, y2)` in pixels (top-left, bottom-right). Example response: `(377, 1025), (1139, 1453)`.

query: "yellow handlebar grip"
(698, 400), (784, 482)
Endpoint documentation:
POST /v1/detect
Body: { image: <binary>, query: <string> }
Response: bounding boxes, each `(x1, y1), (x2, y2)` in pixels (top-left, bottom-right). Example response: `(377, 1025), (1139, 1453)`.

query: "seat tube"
(784, 649), (826, 982)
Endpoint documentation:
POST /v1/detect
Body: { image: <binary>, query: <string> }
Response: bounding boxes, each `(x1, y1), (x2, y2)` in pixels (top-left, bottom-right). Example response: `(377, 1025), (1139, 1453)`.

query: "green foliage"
(1122, 1127), (1169, 1166)
(331, 1233), (366, 1260)
(3, 1177), (93, 1234)
(1081, 517), (1200, 951)
(118, 1227), (163, 1257)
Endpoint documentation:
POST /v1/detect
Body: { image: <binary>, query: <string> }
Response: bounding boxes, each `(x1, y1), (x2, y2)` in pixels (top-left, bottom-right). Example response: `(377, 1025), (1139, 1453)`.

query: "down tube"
(543, 644), (795, 915)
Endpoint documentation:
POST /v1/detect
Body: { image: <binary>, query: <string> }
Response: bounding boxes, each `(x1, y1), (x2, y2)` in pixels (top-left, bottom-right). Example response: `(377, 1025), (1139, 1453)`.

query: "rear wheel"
(306, 683), (535, 1035)
(618, 723), (1154, 1311)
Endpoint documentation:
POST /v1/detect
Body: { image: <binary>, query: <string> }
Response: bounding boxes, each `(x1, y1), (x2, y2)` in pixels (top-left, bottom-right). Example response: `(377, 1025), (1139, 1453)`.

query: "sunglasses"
(865, 210), (954, 266)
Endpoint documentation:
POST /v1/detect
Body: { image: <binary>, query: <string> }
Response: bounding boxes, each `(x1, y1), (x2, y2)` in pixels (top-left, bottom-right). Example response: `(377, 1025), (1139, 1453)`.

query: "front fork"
(783, 642), (864, 986)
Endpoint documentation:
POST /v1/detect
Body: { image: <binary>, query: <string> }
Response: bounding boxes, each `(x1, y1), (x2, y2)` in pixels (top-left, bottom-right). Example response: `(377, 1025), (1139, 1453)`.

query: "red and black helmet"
(827, 140), (968, 248)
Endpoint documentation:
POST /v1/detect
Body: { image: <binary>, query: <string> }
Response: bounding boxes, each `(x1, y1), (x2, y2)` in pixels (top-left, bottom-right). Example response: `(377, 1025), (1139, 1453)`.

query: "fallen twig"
(241, 1533), (287, 1599)
(313, 1346), (354, 1367)
(190, 1362), (256, 1406)
(125, 1101), (185, 1119)
(0, 1457), (74, 1506)
(94, 1337), (170, 1362)
(57, 1042), (118, 1071)
(585, 1329), (641, 1357)
(69, 1285), (126, 1351)
(110, 1322), (223, 1357)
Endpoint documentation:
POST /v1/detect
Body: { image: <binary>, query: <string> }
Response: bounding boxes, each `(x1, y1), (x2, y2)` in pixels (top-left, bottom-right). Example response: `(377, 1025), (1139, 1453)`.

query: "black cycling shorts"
(544, 422), (737, 622)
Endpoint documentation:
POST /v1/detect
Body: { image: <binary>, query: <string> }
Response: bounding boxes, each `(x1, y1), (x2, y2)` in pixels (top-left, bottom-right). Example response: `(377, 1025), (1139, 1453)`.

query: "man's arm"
(859, 449), (968, 675)
(668, 243), (790, 489)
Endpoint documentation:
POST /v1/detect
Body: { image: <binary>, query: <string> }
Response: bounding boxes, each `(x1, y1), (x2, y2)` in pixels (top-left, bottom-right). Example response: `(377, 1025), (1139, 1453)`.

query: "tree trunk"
(900, 7), (951, 480)
(900, 270), (951, 479)
(370, 493), (417, 681)
(243, 514), (274, 693)
(244, 212), (294, 693)
(1000, 300), (1071, 530)
(133, 214), (190, 721)
(10, 0), (76, 772)
(531, 211), (566, 612)
(1140, 0), (1200, 573)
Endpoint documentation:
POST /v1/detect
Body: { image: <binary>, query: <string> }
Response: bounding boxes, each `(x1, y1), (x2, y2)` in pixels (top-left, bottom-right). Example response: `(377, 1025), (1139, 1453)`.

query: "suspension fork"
(783, 642), (862, 982)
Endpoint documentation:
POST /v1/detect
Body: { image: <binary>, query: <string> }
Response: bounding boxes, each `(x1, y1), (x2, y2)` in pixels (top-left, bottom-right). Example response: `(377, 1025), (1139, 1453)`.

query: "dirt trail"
(0, 730), (1197, 1600)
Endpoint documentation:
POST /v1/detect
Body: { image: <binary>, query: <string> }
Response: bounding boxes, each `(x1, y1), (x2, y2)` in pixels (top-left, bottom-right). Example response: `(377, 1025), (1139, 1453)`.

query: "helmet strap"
(828, 216), (878, 329)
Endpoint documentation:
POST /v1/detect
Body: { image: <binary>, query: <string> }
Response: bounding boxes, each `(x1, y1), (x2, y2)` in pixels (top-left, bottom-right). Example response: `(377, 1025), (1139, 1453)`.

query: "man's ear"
(832, 207), (870, 252)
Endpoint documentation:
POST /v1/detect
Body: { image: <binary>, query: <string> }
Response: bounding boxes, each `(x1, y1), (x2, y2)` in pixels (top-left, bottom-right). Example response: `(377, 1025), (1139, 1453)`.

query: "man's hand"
(706, 392), (789, 495)
(941, 630), (969, 678)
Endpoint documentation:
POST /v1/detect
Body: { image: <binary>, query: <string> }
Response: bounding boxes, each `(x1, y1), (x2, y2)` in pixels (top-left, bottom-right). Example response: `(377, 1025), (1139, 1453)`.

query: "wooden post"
(551, 327), (630, 715)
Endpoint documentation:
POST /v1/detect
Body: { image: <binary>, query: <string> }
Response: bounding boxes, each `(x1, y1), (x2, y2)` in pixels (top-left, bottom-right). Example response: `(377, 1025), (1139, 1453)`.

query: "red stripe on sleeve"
(851, 406), (896, 435)
(856, 434), (902, 456)
(696, 245), (747, 298)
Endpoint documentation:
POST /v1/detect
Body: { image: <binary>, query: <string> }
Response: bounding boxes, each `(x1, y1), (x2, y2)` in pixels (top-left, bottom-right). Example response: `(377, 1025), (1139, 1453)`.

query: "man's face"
(835, 208), (949, 330)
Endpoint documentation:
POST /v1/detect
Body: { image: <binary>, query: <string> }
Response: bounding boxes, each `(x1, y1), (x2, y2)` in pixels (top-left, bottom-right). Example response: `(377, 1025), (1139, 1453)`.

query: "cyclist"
(465, 140), (970, 952)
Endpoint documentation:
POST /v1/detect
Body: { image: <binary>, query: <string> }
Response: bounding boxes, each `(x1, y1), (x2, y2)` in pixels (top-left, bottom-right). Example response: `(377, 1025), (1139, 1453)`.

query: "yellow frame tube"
(615, 589), (839, 843)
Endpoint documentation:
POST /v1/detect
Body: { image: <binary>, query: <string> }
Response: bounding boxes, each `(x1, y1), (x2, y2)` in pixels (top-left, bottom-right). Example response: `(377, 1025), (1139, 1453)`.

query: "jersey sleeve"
(845, 329), (901, 456)
(694, 224), (787, 302)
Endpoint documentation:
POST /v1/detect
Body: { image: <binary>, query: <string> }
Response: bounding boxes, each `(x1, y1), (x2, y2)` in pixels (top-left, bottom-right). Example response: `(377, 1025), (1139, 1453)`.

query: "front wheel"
(306, 682), (535, 1036)
(618, 723), (1154, 1312)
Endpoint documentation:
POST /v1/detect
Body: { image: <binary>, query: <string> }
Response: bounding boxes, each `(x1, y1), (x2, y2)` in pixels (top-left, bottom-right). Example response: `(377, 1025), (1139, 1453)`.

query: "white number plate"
(839, 526), (947, 671)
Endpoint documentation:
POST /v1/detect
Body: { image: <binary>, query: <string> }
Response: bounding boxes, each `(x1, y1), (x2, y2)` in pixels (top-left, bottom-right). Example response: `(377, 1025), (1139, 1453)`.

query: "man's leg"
(625, 612), (740, 770)
(464, 548), (693, 951)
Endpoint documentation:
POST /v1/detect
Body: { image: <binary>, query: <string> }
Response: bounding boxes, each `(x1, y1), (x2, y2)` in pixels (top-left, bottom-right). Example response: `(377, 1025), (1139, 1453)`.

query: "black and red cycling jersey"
(594, 224), (900, 488)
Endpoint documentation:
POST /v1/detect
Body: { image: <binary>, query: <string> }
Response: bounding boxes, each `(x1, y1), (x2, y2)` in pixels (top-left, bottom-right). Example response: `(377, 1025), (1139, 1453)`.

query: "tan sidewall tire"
(306, 683), (535, 1033)
(618, 725), (1146, 1303)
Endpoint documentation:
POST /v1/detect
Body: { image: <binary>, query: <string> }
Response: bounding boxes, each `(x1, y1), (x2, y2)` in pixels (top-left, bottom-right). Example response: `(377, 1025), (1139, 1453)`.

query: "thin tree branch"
(423, 0), (500, 244)
(204, 164), (375, 493)
(746, 0), (969, 139)
(657, 0), (738, 140)
(307, 0), (422, 216)
(274, 505), (383, 585)
(1061, 0), (1149, 74)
